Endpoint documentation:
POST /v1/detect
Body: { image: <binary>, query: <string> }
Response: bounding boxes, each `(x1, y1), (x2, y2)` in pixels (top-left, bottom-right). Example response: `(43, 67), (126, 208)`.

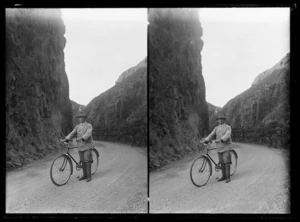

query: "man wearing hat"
(204, 113), (233, 183)
(62, 110), (94, 182)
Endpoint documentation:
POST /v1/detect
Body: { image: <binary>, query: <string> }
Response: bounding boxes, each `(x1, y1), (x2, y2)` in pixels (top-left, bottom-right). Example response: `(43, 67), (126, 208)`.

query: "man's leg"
(217, 152), (226, 182)
(223, 151), (232, 183)
(84, 149), (93, 182)
(78, 151), (87, 181)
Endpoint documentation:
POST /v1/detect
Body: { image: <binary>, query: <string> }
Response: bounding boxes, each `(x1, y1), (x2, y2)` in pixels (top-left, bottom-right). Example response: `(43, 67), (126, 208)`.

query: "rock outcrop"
(149, 8), (209, 170)
(252, 54), (290, 86)
(210, 53), (290, 148)
(84, 58), (147, 147)
(116, 57), (147, 84)
(6, 9), (73, 169)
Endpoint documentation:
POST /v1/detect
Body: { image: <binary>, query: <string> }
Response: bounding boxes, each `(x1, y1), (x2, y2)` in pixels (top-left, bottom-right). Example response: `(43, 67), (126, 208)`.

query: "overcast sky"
(61, 8), (289, 108)
(61, 8), (147, 106)
(199, 8), (290, 107)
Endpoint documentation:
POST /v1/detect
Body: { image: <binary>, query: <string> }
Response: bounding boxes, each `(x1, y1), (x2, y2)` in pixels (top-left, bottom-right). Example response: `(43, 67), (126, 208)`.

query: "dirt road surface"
(150, 143), (290, 213)
(6, 141), (147, 213)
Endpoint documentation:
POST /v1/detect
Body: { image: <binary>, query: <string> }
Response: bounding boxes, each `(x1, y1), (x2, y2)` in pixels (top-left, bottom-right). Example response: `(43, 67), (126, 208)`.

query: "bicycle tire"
(91, 148), (99, 175)
(190, 156), (212, 187)
(50, 154), (73, 186)
(230, 149), (238, 176)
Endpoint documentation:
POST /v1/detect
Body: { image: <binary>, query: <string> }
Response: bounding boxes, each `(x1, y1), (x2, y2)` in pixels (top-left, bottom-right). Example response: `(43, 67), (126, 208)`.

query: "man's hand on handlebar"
(60, 138), (70, 143)
(200, 140), (209, 145)
(76, 137), (85, 142)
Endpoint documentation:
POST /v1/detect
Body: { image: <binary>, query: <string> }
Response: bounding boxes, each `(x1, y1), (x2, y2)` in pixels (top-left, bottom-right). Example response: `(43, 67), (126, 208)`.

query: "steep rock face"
(116, 57), (146, 83)
(252, 54), (290, 86)
(70, 100), (85, 127)
(149, 8), (209, 169)
(84, 58), (147, 147)
(6, 9), (73, 169)
(210, 53), (290, 147)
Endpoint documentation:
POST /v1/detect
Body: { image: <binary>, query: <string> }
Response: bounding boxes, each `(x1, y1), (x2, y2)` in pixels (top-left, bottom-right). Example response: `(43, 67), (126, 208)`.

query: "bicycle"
(50, 139), (100, 186)
(190, 140), (238, 187)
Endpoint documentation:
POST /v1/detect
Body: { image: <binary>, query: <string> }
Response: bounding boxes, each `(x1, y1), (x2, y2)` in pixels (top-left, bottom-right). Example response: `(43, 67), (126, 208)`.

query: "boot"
(225, 164), (231, 183)
(217, 163), (226, 182)
(78, 162), (87, 181)
(216, 162), (222, 170)
(86, 162), (92, 182)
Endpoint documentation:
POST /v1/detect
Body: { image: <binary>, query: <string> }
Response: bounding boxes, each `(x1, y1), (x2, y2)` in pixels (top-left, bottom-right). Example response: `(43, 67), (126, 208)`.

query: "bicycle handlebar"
(207, 147), (217, 150)
(60, 139), (78, 149)
(200, 140), (220, 145)
(199, 140), (219, 152)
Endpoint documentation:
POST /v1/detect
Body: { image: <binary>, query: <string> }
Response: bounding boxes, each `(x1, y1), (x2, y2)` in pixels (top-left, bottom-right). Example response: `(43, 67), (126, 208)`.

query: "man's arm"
(81, 124), (93, 141)
(205, 127), (217, 142)
(221, 125), (232, 142)
(66, 126), (77, 141)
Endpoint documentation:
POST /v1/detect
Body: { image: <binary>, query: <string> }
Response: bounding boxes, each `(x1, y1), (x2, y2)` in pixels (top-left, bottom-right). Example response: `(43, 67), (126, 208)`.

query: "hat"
(216, 113), (226, 120)
(77, 111), (87, 118)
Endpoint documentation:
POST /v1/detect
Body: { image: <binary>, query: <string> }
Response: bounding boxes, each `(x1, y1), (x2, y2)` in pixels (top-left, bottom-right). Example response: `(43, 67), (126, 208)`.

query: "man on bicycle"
(204, 113), (233, 183)
(62, 111), (94, 182)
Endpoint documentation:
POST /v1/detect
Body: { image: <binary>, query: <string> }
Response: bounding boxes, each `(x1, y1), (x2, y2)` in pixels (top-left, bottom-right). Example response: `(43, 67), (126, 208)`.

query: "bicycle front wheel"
(91, 148), (99, 175)
(230, 150), (238, 176)
(50, 154), (72, 186)
(190, 156), (212, 187)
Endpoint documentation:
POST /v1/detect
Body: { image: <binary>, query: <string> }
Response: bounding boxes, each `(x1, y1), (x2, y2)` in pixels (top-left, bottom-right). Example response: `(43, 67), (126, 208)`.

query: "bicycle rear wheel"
(91, 148), (99, 175)
(50, 154), (72, 186)
(230, 150), (238, 176)
(190, 156), (212, 187)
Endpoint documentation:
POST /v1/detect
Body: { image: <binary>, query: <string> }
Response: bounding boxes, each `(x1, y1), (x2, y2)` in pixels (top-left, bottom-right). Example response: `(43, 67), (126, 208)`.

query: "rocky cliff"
(84, 58), (147, 147)
(210, 53), (290, 148)
(6, 9), (73, 169)
(149, 8), (209, 169)
(116, 57), (147, 84)
(252, 54), (290, 86)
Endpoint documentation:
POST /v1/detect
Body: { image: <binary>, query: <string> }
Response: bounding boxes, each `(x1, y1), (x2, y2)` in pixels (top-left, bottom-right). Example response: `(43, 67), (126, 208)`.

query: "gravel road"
(6, 141), (147, 213)
(150, 143), (290, 213)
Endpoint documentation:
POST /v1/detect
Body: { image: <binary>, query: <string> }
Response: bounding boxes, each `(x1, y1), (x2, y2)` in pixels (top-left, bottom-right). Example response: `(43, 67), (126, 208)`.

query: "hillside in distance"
(210, 53), (290, 148)
(84, 58), (147, 147)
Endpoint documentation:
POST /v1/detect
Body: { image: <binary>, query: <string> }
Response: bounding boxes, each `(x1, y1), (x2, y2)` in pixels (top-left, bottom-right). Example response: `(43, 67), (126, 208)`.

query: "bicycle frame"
(66, 152), (80, 167)
(201, 141), (221, 169)
(205, 153), (219, 167)
(63, 142), (81, 168)
(201, 141), (237, 172)
(64, 142), (98, 169)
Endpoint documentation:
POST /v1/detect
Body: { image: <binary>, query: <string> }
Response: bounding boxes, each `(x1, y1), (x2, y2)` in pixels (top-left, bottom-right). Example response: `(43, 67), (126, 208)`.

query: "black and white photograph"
(4, 4), (294, 218)
(5, 8), (147, 213)
(149, 7), (290, 213)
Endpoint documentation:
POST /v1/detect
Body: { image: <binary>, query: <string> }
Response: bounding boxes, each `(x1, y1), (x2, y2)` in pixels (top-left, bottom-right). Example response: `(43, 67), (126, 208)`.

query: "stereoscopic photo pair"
(6, 7), (291, 215)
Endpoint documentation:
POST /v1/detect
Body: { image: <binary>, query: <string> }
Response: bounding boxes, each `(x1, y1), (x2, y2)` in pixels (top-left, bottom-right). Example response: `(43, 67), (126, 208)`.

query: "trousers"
(217, 150), (232, 164)
(78, 149), (93, 163)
